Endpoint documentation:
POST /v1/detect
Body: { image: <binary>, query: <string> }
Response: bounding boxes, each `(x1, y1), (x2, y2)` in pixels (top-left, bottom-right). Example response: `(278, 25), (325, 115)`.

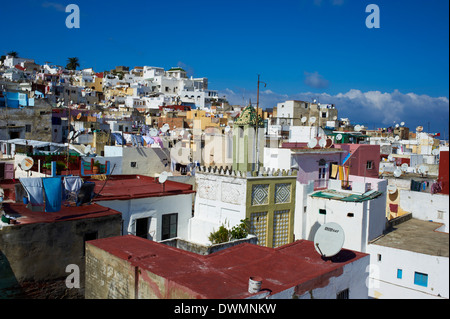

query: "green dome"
(234, 105), (264, 127)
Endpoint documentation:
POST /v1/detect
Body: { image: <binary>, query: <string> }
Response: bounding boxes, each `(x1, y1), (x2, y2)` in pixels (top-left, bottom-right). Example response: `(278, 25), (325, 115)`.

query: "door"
(135, 217), (149, 239)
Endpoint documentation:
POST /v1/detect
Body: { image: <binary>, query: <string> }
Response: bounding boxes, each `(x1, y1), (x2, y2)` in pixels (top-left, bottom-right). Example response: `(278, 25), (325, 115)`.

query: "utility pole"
(256, 74), (266, 172)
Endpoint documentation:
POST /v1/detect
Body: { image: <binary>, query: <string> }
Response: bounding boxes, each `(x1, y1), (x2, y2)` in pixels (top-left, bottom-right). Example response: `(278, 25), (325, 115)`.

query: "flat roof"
(1, 202), (121, 225)
(311, 189), (383, 202)
(371, 218), (448, 257)
(88, 235), (368, 299)
(86, 174), (195, 201)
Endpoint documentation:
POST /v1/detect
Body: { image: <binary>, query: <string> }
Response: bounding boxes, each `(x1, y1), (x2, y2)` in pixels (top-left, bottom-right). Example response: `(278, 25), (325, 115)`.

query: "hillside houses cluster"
(0, 54), (448, 300)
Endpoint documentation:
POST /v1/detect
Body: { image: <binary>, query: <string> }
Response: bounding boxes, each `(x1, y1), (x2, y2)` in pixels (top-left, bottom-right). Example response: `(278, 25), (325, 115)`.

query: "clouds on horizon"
(220, 88), (449, 134)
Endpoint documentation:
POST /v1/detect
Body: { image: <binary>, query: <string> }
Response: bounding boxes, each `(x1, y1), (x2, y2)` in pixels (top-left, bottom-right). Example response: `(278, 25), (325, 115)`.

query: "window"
(347, 213), (354, 217)
(275, 183), (291, 204)
(251, 184), (269, 206)
(336, 288), (349, 299)
(397, 269), (403, 279)
(25, 124), (31, 132)
(366, 161), (374, 169)
(319, 209), (326, 215)
(377, 254), (382, 262)
(161, 213), (178, 240)
(135, 218), (149, 239)
(130, 162), (137, 168)
(414, 272), (428, 287)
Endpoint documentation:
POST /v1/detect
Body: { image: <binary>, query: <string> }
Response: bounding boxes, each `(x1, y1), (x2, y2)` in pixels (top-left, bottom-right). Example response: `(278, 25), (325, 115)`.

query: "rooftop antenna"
(314, 222), (345, 259)
(393, 168), (402, 178)
(158, 171), (168, 192)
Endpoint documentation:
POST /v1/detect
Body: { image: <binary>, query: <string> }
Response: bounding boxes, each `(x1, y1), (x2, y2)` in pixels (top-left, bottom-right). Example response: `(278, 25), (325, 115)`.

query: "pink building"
(289, 148), (348, 190)
(334, 144), (380, 179)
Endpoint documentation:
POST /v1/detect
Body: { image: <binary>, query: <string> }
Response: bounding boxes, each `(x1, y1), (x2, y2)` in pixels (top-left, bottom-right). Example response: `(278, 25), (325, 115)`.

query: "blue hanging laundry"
(42, 177), (62, 212)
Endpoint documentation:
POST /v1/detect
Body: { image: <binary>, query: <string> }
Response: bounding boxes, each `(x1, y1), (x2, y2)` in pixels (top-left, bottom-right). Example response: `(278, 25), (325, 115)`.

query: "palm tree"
(66, 57), (80, 71)
(7, 51), (18, 57)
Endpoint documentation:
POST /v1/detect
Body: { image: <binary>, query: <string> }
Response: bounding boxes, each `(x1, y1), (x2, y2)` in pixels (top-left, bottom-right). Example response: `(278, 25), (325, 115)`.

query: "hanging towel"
(42, 177), (62, 212)
(153, 136), (164, 148)
(338, 166), (344, 181)
(19, 177), (44, 206)
(64, 176), (83, 193)
(344, 166), (350, 181)
(389, 203), (398, 213)
(330, 164), (338, 179)
(410, 180), (421, 192)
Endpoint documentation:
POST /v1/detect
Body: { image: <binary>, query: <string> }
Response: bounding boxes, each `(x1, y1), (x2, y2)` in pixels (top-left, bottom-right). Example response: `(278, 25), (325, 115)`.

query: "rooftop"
(86, 174), (195, 201)
(311, 189), (383, 202)
(88, 235), (368, 299)
(1, 202), (121, 226)
(371, 218), (448, 257)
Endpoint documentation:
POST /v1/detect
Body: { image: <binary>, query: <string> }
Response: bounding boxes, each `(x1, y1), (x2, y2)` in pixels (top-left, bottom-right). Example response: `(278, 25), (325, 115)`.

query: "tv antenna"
(314, 222), (345, 258)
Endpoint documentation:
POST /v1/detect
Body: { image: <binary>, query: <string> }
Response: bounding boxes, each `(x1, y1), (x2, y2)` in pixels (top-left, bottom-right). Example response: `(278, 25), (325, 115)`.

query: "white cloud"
(304, 71), (329, 89)
(220, 88), (449, 133)
(41, 1), (66, 12)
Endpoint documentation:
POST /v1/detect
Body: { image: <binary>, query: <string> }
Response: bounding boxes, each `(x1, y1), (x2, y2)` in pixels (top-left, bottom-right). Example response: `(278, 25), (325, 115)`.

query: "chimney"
(248, 276), (262, 294)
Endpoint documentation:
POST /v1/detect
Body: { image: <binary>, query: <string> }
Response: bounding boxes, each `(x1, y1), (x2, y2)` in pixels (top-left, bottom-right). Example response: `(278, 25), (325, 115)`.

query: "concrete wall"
(0, 213), (121, 298)
(367, 244), (449, 299)
(85, 243), (137, 299)
(263, 147), (291, 171)
(191, 173), (247, 245)
(399, 190), (449, 233)
(269, 254), (370, 299)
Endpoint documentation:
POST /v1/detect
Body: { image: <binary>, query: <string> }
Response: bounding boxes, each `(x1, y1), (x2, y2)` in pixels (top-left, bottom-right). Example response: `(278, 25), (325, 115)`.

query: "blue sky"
(1, 0), (449, 136)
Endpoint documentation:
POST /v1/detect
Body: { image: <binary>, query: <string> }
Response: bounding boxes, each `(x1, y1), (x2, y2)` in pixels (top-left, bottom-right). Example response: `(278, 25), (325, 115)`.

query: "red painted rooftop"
(86, 175), (195, 201)
(1, 202), (121, 225)
(88, 235), (368, 299)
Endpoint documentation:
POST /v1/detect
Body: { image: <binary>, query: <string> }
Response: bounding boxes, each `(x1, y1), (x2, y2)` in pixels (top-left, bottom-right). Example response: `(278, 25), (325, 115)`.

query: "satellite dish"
(336, 134), (343, 141)
(387, 184), (397, 194)
(225, 125), (231, 133)
(401, 163), (409, 171)
(309, 117), (316, 124)
(319, 138), (327, 148)
(85, 145), (92, 154)
(418, 165), (428, 174)
(395, 135), (400, 141)
(314, 222), (345, 258)
(393, 168), (402, 178)
(301, 117), (307, 123)
(161, 124), (170, 133)
(149, 128), (158, 137)
(325, 138), (333, 148)
(400, 122), (405, 126)
(21, 157), (34, 171)
(388, 154), (394, 162)
(158, 171), (168, 184)
(416, 126), (423, 132)
(354, 125), (361, 132)
(333, 116), (338, 121)
(395, 124), (400, 128)
(307, 138), (318, 148)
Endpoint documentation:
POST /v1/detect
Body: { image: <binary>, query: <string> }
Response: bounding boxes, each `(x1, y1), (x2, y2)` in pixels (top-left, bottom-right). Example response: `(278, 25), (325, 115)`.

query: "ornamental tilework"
(273, 210), (290, 248)
(275, 183), (291, 204)
(250, 212), (268, 246)
(251, 184), (269, 206)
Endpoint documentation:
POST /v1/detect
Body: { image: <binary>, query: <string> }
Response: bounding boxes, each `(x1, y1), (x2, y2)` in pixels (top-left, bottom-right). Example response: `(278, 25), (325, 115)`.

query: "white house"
(91, 174), (195, 242)
(367, 217), (448, 299)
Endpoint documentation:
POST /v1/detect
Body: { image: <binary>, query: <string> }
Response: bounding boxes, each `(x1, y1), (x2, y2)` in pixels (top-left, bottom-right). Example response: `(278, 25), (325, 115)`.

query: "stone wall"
(0, 213), (121, 299)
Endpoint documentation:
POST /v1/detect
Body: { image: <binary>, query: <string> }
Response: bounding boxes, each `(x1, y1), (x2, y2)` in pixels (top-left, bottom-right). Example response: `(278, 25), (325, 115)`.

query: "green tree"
(7, 51), (18, 57)
(66, 57), (80, 71)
